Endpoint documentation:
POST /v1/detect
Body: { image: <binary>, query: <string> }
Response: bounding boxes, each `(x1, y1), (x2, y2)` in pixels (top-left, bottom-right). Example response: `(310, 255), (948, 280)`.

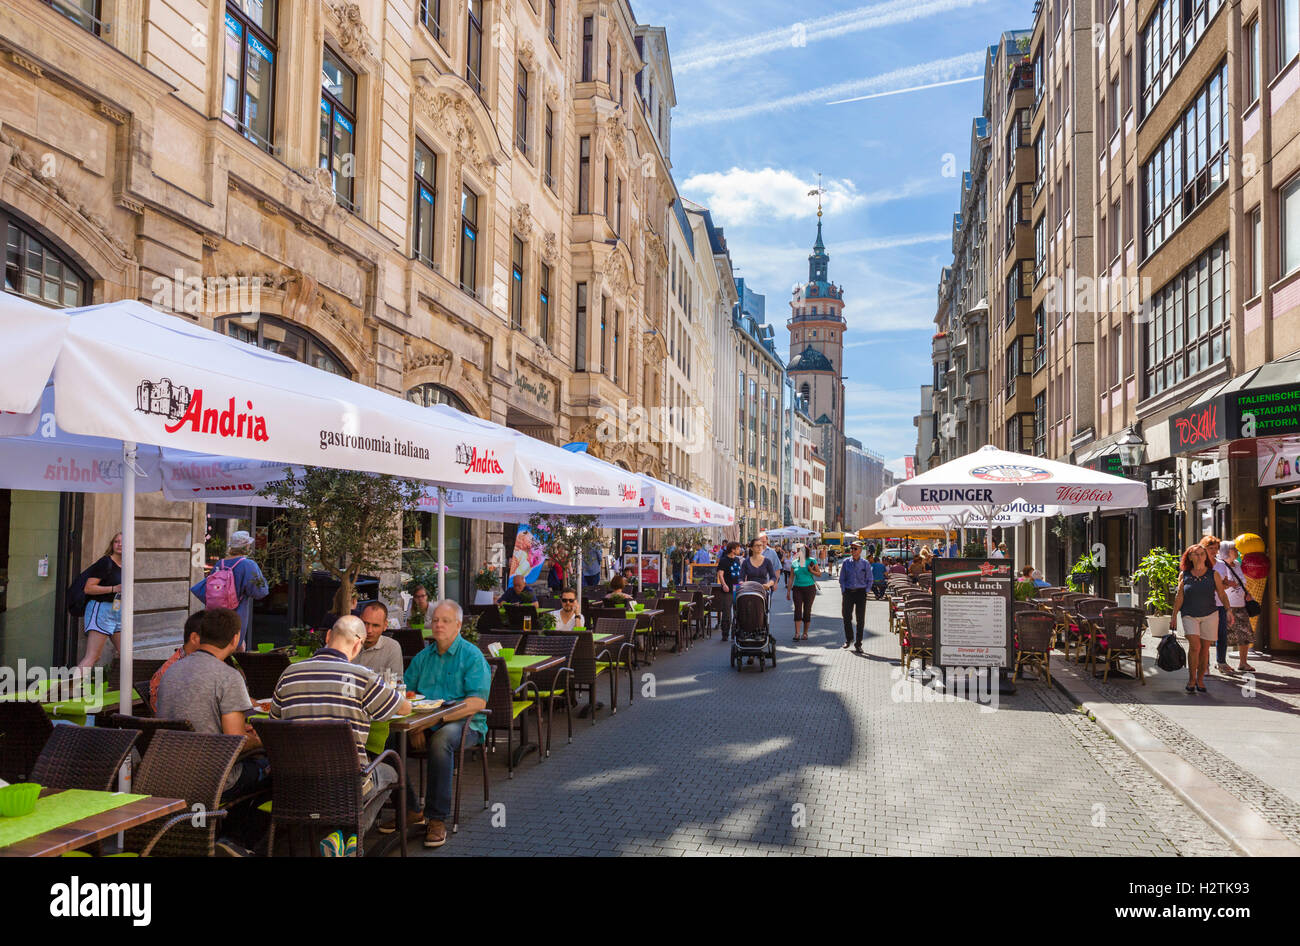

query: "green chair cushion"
(511, 700), (534, 719)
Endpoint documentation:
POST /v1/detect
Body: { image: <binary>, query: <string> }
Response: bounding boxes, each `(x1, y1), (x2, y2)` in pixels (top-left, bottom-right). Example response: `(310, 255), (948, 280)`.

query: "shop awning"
(1272, 485), (1300, 503)
(1170, 349), (1300, 455)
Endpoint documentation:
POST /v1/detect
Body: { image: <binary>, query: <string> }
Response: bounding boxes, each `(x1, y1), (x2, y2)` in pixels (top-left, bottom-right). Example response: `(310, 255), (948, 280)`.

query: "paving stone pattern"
(417, 580), (1229, 856)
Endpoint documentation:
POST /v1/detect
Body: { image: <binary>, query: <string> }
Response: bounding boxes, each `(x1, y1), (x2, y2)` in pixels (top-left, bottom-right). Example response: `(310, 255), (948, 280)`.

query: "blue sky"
(637, 0), (1032, 474)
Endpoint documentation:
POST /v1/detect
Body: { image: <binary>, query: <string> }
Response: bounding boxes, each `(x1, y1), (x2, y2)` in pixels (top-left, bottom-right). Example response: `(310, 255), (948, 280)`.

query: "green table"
(0, 789), (146, 851)
(503, 653), (554, 688)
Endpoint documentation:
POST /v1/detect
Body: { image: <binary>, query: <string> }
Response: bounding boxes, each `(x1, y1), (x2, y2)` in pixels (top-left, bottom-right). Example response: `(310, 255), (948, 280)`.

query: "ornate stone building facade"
(0, 0), (694, 662)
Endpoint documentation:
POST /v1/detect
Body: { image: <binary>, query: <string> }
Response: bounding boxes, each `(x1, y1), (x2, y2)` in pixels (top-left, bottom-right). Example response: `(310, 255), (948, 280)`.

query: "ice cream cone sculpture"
(1244, 575), (1268, 632)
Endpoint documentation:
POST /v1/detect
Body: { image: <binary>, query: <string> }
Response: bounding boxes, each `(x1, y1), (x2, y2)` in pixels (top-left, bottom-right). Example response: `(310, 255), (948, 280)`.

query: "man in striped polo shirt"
(269, 615), (411, 836)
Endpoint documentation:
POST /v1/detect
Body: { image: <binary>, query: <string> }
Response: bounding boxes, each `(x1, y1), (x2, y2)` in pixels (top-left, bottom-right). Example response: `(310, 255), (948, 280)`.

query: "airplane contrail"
(827, 75), (982, 105)
(676, 51), (984, 127)
(674, 0), (990, 73)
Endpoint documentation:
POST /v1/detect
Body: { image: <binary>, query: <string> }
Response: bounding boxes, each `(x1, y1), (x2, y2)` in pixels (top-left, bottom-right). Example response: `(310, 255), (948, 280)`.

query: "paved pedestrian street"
(421, 579), (1232, 856)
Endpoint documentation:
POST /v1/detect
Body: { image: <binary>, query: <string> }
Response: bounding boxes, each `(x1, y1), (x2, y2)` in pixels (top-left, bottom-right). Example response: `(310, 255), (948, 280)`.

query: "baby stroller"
(730, 581), (775, 671)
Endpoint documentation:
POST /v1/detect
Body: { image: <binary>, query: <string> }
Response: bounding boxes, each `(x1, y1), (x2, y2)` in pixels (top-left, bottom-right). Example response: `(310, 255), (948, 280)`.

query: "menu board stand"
(933, 558), (1016, 695)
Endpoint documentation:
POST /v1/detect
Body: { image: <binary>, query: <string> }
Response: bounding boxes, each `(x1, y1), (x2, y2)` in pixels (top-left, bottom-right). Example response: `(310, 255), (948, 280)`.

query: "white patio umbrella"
(886, 444), (1147, 552)
(0, 298), (526, 716)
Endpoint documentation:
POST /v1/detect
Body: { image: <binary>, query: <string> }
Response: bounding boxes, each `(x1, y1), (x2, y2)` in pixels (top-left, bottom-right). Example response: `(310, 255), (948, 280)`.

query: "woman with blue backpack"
(74, 531), (124, 669)
(190, 530), (269, 651)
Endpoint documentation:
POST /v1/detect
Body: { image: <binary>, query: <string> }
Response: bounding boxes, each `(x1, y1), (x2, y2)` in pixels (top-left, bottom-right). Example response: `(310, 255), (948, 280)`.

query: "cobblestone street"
(420, 580), (1232, 856)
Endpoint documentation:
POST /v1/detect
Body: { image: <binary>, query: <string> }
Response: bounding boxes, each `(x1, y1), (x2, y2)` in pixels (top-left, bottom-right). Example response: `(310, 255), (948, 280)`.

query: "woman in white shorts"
(1172, 544), (1231, 694)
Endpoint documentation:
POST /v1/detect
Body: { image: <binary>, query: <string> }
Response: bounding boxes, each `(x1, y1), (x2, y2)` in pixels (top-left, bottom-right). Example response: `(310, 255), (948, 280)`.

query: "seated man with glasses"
(551, 591), (584, 631)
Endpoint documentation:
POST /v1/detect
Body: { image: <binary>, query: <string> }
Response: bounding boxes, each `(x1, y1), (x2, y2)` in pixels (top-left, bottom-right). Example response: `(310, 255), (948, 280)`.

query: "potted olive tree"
(1132, 548), (1180, 637)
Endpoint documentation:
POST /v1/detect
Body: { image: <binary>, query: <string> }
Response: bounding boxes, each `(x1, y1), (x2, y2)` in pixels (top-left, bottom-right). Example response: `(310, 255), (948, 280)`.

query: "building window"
(1284, 177), (1300, 277)
(44, 0), (103, 34)
(419, 0), (442, 40)
(599, 295), (608, 374)
(510, 236), (525, 330)
(460, 185), (479, 296)
(466, 0), (484, 98)
(574, 282), (588, 370)
(1034, 130), (1045, 191)
(1282, 0), (1300, 70)
(1033, 306), (1046, 370)
(1140, 0), (1226, 117)
(319, 46), (358, 212)
(515, 62), (530, 157)
(222, 1), (277, 152)
(578, 136), (590, 213)
(1033, 393), (1046, 456)
(406, 383), (468, 411)
(1034, 216), (1046, 283)
(220, 314), (348, 377)
(613, 309), (621, 383)
(603, 156), (611, 219)
(1144, 235), (1229, 397)
(538, 263), (551, 341)
(606, 40), (612, 84)
(1246, 18), (1260, 104)
(4, 216), (89, 308)
(615, 177), (623, 237)
(547, 0), (558, 47)
(1141, 61), (1228, 257)
(543, 106), (555, 191)
(581, 16), (593, 82)
(1251, 206), (1263, 296)
(412, 140), (437, 267)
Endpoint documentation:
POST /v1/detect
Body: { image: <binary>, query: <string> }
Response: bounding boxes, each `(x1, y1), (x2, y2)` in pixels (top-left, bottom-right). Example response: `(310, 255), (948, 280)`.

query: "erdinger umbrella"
(886, 444), (1147, 551)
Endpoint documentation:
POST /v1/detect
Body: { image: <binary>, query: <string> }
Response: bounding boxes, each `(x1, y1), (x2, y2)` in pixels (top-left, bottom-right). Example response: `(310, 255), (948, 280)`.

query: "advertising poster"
(509, 523), (547, 584)
(933, 557), (1013, 667)
(621, 529), (639, 557)
(631, 553), (661, 587)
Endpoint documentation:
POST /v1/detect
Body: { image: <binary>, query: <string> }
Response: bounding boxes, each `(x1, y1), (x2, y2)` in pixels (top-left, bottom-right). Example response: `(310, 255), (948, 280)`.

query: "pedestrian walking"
(1172, 543), (1231, 693)
(75, 531), (124, 669)
(787, 548), (821, 641)
(1201, 534), (1233, 675)
(869, 553), (887, 599)
(189, 530), (268, 652)
(780, 547), (794, 590)
(1217, 540), (1258, 672)
(716, 542), (745, 640)
(839, 541), (871, 653)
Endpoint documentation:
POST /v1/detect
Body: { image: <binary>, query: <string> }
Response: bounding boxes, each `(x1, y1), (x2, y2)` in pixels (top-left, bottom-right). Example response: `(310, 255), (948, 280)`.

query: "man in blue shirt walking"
(839, 541), (872, 653)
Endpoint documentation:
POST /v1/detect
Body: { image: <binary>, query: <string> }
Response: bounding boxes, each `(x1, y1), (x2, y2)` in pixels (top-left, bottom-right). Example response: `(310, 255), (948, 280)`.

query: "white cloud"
(676, 51), (985, 128)
(682, 168), (863, 223)
(674, 0), (991, 74)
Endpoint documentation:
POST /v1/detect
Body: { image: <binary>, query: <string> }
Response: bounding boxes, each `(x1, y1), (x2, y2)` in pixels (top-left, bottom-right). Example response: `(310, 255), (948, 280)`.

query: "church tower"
(787, 183), (847, 529)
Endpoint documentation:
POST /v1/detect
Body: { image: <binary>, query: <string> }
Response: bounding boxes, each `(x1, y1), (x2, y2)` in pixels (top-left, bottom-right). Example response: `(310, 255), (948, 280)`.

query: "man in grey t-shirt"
(355, 601), (404, 684)
(156, 607), (267, 800)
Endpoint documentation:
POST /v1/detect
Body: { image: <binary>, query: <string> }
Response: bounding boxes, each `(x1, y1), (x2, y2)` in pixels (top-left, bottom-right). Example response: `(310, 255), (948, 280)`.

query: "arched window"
(800, 383), (810, 407)
(219, 314), (349, 377)
(405, 383), (470, 413)
(3, 212), (89, 308)
(738, 478), (745, 505)
(760, 487), (767, 509)
(747, 482), (756, 507)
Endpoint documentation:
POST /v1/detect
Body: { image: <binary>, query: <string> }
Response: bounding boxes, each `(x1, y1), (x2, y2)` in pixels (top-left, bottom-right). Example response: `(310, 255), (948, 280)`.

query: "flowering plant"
(474, 564), (500, 591)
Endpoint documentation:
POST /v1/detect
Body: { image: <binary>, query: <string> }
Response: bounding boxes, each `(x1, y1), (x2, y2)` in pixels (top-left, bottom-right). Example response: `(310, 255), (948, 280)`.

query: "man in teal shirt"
(389, 599), (491, 849)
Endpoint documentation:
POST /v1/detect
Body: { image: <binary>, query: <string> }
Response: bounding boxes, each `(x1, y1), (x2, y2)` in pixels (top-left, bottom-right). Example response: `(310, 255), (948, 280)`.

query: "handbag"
(1226, 562), (1262, 618)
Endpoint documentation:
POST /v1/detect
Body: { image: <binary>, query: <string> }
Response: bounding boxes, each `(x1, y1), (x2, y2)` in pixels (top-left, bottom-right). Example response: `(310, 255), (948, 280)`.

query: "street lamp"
(1116, 428), (1146, 473)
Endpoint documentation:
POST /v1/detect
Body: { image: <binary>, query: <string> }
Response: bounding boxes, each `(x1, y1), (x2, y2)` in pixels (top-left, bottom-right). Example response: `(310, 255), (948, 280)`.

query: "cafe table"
(502, 654), (564, 765)
(0, 788), (186, 857)
(0, 688), (142, 726)
(388, 699), (466, 857)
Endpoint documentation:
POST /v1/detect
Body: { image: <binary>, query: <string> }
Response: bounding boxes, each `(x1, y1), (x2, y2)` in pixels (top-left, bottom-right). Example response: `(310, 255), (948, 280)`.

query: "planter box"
(1146, 614), (1172, 638)
(474, 589), (496, 605)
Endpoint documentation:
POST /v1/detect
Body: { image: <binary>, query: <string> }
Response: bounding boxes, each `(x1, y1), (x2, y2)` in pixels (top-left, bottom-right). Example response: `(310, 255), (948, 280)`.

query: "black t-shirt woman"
(77, 531), (124, 669)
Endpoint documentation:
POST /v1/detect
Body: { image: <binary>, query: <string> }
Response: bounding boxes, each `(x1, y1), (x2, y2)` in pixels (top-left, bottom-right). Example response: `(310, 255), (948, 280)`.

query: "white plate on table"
(410, 698), (445, 713)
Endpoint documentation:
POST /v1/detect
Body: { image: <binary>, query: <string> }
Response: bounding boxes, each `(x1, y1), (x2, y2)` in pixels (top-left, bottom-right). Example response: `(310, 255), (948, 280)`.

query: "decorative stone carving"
(605, 252), (632, 298)
(518, 39), (537, 71)
(325, 2), (378, 65)
(0, 127), (134, 261)
(605, 116), (628, 161)
(11, 52), (43, 78)
(283, 167), (345, 225)
(96, 101), (128, 125)
(511, 201), (532, 238)
(413, 78), (498, 180)
(540, 230), (559, 265)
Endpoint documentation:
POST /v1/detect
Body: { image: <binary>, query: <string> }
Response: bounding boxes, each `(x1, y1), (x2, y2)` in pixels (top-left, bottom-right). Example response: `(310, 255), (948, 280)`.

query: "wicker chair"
(109, 658), (169, 686)
(251, 718), (403, 857)
(122, 730), (246, 856)
(1077, 597), (1116, 619)
(900, 609), (934, 671)
(1012, 611), (1056, 684)
(553, 630), (617, 723)
(503, 603), (541, 630)
(30, 726), (138, 791)
(98, 715), (194, 758)
(654, 598), (690, 653)
(594, 617), (637, 707)
(0, 701), (54, 783)
(1099, 607), (1146, 683)
(388, 628), (426, 659)
(232, 651), (290, 699)
(476, 632), (523, 654)
(519, 633), (577, 755)
(483, 656), (542, 779)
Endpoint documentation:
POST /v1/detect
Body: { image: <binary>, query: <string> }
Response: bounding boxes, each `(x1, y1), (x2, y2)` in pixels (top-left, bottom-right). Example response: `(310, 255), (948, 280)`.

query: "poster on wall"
(1257, 436), (1300, 486)
(509, 524), (547, 585)
(933, 557), (1013, 667)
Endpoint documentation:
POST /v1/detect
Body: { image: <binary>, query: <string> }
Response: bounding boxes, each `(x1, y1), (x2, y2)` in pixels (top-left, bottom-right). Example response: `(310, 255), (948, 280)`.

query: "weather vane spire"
(807, 172), (824, 218)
